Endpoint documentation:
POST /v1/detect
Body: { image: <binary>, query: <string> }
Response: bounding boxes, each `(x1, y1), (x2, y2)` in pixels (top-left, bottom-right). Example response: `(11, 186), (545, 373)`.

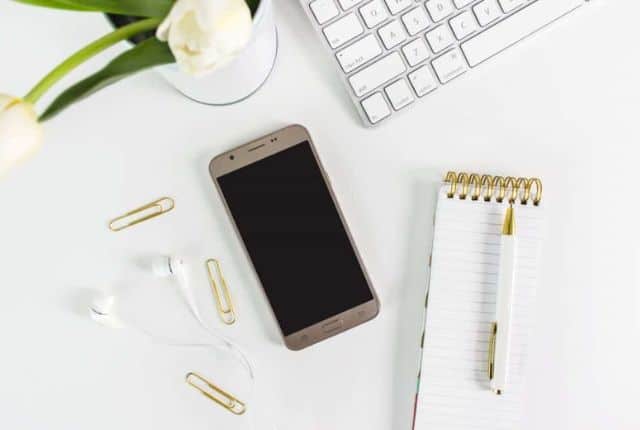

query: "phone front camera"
(229, 155), (235, 160)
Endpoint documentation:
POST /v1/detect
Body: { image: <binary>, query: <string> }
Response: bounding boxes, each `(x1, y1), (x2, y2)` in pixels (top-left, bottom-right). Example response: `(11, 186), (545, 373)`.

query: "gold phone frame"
(209, 124), (379, 350)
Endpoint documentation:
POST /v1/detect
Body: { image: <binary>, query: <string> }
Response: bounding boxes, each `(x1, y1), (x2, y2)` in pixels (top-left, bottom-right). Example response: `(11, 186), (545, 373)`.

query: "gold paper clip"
(108, 197), (175, 232)
(186, 372), (246, 415)
(487, 321), (497, 380)
(205, 259), (236, 324)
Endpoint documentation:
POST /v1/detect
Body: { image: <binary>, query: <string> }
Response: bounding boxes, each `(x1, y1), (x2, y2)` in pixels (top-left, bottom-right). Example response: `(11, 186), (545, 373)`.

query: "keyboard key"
(473, 0), (503, 26)
(432, 48), (466, 83)
(349, 52), (406, 97)
(402, 38), (430, 66)
(384, 0), (412, 15)
(462, 0), (584, 67)
(426, 0), (454, 22)
(338, 0), (364, 10)
(401, 7), (430, 36)
(385, 79), (414, 110)
(361, 92), (391, 124)
(449, 10), (478, 40)
(453, 0), (474, 8)
(359, 0), (389, 28)
(310, 0), (339, 24)
(378, 20), (407, 49)
(323, 13), (364, 48)
(498, 0), (526, 13)
(408, 66), (438, 96)
(425, 25), (454, 53)
(336, 35), (382, 73)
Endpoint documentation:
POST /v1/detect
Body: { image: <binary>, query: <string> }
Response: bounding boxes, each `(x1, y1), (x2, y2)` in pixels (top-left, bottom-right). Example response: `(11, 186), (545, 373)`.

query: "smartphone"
(209, 125), (379, 350)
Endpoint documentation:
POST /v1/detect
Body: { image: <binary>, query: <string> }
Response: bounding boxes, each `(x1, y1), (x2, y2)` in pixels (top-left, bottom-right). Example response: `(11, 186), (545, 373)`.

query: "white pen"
(489, 204), (517, 395)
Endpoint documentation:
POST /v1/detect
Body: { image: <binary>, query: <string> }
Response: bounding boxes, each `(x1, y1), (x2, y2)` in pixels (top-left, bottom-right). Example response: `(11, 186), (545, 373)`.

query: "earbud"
(152, 255), (186, 278)
(89, 292), (124, 328)
(151, 255), (206, 330)
(89, 256), (191, 330)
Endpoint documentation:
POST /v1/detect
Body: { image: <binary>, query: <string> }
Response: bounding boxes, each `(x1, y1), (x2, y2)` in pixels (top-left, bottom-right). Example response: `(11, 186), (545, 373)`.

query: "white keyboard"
(302, 0), (586, 126)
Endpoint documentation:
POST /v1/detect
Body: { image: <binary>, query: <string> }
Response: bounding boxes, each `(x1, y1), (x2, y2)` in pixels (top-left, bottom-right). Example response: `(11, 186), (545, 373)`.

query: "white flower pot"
(157, 0), (278, 105)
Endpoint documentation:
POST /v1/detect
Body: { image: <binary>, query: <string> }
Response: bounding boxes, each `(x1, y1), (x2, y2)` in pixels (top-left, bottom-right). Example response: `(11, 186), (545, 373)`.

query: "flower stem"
(23, 17), (161, 104)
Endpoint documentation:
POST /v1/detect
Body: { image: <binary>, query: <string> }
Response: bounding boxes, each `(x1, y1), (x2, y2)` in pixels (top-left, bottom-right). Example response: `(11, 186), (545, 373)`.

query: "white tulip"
(156, 0), (253, 77)
(0, 94), (43, 178)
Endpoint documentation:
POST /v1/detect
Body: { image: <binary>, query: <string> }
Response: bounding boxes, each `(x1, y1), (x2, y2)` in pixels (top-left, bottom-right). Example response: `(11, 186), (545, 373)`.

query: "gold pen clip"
(205, 259), (236, 324)
(108, 197), (175, 232)
(488, 321), (497, 380)
(185, 372), (246, 415)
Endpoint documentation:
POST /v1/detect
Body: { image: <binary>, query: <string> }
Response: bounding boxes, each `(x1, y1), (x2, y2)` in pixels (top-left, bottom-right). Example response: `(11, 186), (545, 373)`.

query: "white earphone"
(87, 255), (273, 429)
(89, 292), (123, 328)
(89, 256), (188, 329)
(151, 255), (185, 278)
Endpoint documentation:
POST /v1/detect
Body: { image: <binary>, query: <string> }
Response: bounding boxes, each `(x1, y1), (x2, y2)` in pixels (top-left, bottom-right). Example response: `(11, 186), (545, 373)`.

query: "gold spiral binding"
(445, 171), (457, 198)
(443, 172), (543, 205)
(515, 177), (528, 204)
(481, 174), (493, 202)
(504, 177), (517, 204)
(469, 174), (481, 201)
(530, 177), (542, 206)
(492, 176), (505, 203)
(457, 172), (470, 200)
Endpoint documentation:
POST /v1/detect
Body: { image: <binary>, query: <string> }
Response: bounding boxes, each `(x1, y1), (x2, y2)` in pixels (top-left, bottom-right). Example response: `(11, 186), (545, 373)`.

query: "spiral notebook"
(412, 172), (544, 430)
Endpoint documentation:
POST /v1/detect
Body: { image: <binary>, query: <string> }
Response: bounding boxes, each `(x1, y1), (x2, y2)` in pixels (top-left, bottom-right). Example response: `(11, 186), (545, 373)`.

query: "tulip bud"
(0, 94), (43, 178)
(156, 0), (253, 77)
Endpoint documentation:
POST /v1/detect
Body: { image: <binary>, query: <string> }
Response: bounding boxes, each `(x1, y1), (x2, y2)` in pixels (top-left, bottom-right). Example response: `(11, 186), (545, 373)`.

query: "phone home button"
(322, 319), (343, 333)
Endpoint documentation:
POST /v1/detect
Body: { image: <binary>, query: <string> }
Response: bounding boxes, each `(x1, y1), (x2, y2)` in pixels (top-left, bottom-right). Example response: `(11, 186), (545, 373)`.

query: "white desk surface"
(1, 1), (639, 429)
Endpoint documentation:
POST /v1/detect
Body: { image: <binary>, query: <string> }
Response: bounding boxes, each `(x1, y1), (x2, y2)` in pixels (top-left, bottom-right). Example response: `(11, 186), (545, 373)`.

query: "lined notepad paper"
(413, 184), (544, 430)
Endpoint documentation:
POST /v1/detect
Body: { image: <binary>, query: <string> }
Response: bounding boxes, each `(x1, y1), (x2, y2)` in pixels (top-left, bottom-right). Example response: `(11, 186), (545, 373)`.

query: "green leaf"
(13, 0), (174, 17)
(246, 0), (259, 16)
(40, 37), (175, 121)
(13, 0), (95, 11)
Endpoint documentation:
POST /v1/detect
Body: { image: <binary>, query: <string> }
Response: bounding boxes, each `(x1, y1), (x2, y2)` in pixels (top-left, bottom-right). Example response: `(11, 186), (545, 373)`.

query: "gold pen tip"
(502, 205), (515, 235)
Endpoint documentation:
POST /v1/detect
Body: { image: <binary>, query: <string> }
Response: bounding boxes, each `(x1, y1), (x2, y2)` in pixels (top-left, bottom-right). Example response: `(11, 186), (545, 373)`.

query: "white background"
(1, 0), (639, 429)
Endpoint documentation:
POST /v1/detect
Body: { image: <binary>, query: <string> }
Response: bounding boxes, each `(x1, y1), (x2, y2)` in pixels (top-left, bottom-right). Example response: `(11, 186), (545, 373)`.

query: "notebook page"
(414, 185), (544, 430)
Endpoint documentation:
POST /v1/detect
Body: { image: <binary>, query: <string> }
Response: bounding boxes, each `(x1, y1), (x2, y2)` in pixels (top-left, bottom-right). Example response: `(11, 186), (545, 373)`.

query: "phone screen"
(217, 141), (373, 336)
